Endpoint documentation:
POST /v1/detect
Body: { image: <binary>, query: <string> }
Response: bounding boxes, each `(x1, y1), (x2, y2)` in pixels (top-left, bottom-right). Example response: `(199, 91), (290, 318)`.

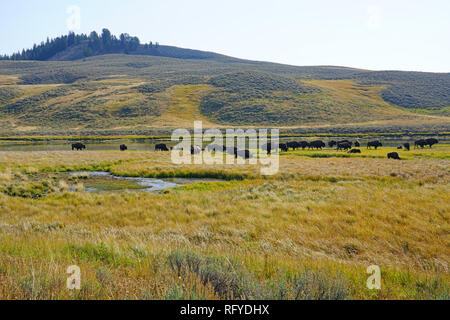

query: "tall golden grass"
(0, 149), (448, 299)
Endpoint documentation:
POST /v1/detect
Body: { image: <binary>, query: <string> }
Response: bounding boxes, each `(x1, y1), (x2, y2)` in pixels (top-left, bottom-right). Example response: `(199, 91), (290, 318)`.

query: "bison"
(328, 140), (337, 148)
(279, 143), (289, 152)
(403, 143), (410, 151)
(387, 152), (401, 160)
(425, 138), (438, 148)
(309, 140), (325, 150)
(414, 139), (426, 149)
(367, 140), (382, 149)
(348, 149), (361, 153)
(299, 141), (309, 150)
(354, 141), (360, 147)
(287, 141), (300, 150)
(155, 143), (169, 151)
(72, 143), (86, 151)
(120, 144), (128, 151)
(337, 142), (352, 151)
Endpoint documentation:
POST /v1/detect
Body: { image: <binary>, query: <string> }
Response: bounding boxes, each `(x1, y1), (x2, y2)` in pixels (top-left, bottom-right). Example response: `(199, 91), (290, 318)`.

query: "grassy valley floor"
(0, 145), (448, 299)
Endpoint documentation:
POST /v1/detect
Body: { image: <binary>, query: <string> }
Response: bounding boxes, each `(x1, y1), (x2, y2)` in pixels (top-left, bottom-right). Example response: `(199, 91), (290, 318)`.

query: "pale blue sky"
(1, 0), (449, 72)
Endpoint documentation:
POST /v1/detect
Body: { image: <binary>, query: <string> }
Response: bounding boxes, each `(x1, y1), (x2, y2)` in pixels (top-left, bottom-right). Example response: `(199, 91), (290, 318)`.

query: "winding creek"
(69, 171), (221, 193)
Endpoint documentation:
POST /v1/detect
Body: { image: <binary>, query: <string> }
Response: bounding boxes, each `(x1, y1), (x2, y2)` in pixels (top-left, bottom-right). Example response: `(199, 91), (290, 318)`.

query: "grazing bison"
(387, 152), (401, 160)
(279, 143), (289, 152)
(403, 143), (410, 151)
(299, 141), (309, 150)
(348, 148), (361, 153)
(367, 140), (382, 149)
(72, 143), (86, 151)
(309, 140), (325, 150)
(287, 141), (300, 150)
(414, 139), (426, 148)
(337, 142), (352, 151)
(328, 140), (337, 148)
(397, 146), (403, 150)
(155, 143), (169, 151)
(354, 141), (360, 147)
(120, 144), (128, 151)
(425, 138), (438, 148)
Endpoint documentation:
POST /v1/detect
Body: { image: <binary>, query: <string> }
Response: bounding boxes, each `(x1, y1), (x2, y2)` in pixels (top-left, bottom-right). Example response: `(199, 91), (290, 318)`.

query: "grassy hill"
(0, 52), (449, 135)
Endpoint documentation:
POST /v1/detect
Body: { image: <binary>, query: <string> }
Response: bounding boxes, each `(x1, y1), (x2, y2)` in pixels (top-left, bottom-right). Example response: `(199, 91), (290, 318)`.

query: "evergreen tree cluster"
(1, 29), (156, 61)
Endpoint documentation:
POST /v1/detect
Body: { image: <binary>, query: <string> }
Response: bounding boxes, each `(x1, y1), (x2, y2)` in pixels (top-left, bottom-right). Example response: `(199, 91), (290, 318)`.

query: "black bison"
(397, 146), (403, 150)
(120, 144), (128, 151)
(280, 143), (289, 152)
(414, 139), (426, 148)
(328, 140), (337, 148)
(348, 149), (361, 153)
(414, 138), (437, 149)
(287, 141), (300, 150)
(155, 143), (169, 151)
(367, 140), (382, 149)
(337, 142), (352, 151)
(425, 138), (438, 148)
(354, 141), (360, 147)
(403, 143), (410, 151)
(72, 143), (86, 151)
(387, 152), (401, 160)
(309, 140), (325, 150)
(299, 141), (309, 150)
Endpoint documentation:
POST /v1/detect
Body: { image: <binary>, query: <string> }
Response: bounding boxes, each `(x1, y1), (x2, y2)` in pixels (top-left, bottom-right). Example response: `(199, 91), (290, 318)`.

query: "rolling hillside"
(0, 31), (449, 135)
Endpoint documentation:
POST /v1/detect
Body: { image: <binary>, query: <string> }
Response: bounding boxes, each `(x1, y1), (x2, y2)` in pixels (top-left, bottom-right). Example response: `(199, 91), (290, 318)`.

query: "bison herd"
(414, 138), (438, 149)
(70, 137), (439, 161)
(177, 144), (252, 159)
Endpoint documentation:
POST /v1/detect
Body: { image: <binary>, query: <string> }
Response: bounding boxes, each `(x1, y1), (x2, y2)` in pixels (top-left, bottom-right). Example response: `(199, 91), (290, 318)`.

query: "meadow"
(0, 143), (448, 299)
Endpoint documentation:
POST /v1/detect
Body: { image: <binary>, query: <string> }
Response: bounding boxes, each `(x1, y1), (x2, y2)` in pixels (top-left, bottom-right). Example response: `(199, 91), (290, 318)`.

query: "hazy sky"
(1, 0), (449, 72)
